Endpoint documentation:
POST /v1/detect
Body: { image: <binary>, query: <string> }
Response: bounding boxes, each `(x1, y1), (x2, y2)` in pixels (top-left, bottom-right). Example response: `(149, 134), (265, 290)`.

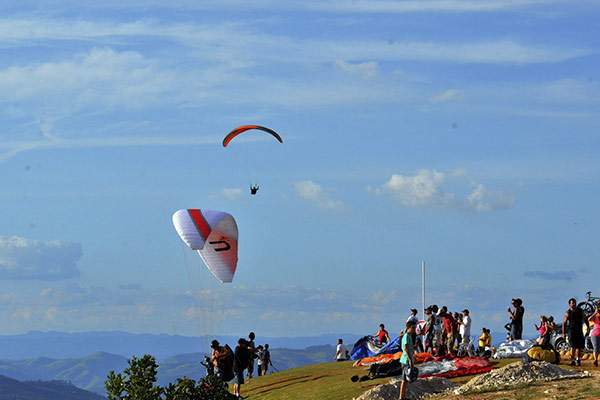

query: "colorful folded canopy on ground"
(494, 339), (535, 359)
(354, 352), (434, 367)
(350, 335), (402, 361)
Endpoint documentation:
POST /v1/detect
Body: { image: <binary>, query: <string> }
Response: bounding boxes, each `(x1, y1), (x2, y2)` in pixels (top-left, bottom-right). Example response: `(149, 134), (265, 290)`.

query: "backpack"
(220, 345), (235, 381)
(526, 345), (560, 364)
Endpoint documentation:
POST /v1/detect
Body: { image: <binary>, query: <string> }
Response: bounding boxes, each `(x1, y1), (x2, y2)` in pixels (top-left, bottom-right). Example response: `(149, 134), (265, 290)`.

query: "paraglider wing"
(173, 209), (238, 283)
(222, 125), (283, 147)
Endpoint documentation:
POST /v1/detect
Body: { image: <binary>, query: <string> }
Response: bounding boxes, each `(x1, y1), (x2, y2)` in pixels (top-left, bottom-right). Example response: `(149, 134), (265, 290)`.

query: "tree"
(106, 354), (235, 400)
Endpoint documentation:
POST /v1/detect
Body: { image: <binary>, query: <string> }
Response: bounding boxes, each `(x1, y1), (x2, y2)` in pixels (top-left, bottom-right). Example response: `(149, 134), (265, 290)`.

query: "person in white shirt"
(460, 309), (472, 345)
(335, 339), (347, 361)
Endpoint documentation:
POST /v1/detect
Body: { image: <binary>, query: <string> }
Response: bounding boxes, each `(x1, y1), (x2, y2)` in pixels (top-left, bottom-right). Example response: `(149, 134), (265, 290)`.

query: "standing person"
(375, 324), (390, 345)
(210, 340), (233, 382)
(247, 332), (256, 379)
(453, 312), (462, 347)
(335, 339), (347, 361)
(261, 344), (272, 375)
(460, 309), (472, 347)
(423, 308), (434, 353)
(233, 338), (251, 399)
(407, 309), (419, 326)
(508, 298), (525, 340)
(588, 305), (600, 367)
(407, 309), (421, 352)
(256, 345), (264, 376)
(440, 306), (455, 355)
(563, 298), (589, 366)
(431, 305), (442, 354)
(399, 320), (416, 400)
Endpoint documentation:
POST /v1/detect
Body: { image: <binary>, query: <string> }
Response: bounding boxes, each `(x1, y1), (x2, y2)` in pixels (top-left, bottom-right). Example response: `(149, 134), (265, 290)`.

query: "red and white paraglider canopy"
(172, 209), (238, 283)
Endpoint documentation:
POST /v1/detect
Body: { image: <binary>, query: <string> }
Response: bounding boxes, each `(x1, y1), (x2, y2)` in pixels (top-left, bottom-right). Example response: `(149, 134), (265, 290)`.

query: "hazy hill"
(0, 345), (337, 395)
(0, 331), (358, 359)
(0, 375), (103, 400)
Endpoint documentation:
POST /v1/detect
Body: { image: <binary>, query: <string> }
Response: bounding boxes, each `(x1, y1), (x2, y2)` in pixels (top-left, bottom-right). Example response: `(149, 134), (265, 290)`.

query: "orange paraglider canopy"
(223, 125), (283, 147)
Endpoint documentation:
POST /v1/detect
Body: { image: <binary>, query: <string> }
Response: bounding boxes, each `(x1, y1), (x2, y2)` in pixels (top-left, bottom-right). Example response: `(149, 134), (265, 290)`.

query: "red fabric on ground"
(419, 357), (492, 379)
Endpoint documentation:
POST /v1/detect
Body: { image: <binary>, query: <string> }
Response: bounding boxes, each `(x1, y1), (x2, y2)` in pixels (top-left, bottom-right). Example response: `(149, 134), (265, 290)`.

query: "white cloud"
(0, 47), (179, 109)
(376, 169), (453, 207)
(431, 89), (463, 103)
(0, 19), (586, 65)
(335, 60), (379, 78)
(310, 0), (567, 13)
(374, 169), (514, 212)
(219, 188), (244, 200)
(0, 236), (82, 280)
(294, 180), (344, 210)
(0, 0), (573, 14)
(466, 184), (515, 212)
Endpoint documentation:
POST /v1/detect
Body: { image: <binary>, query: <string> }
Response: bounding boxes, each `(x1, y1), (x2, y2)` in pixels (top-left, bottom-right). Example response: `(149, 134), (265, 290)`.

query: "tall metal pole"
(421, 260), (426, 318)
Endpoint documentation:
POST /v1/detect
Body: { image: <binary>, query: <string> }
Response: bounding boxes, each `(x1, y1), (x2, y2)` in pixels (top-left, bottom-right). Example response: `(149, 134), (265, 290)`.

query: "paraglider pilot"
(250, 185), (259, 195)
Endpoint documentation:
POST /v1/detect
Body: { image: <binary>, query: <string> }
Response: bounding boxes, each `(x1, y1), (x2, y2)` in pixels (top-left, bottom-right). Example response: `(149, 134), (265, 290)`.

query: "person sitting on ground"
(261, 344), (272, 375)
(563, 297), (589, 366)
(374, 323), (390, 345)
(588, 304), (600, 367)
(233, 338), (251, 399)
(478, 328), (492, 357)
(399, 320), (417, 400)
(336, 338), (347, 361)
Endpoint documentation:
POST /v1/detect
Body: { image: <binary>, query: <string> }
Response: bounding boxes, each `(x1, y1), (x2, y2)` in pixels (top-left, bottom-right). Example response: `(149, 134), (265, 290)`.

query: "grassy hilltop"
(241, 359), (600, 400)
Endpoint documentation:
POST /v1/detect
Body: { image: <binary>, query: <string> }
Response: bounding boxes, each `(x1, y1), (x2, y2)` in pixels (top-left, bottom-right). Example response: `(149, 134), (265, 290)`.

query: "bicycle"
(578, 291), (600, 318)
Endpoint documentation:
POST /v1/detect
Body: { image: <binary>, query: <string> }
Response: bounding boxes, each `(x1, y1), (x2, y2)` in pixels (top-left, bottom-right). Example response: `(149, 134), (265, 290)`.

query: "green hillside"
(243, 361), (384, 400)
(241, 359), (600, 400)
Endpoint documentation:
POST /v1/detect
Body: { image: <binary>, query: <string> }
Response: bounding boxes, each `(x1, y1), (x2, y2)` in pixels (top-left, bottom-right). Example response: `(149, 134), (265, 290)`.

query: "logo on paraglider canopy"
(209, 238), (231, 252)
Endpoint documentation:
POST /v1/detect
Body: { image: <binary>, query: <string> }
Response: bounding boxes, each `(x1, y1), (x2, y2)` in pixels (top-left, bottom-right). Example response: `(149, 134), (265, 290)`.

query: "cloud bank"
(0, 236), (82, 280)
(523, 270), (577, 281)
(295, 180), (344, 210)
(374, 169), (514, 212)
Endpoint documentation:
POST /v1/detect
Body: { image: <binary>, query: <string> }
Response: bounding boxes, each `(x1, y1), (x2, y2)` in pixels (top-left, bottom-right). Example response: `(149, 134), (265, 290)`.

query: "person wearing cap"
(508, 298), (525, 340)
(406, 309), (419, 325)
(406, 309), (422, 352)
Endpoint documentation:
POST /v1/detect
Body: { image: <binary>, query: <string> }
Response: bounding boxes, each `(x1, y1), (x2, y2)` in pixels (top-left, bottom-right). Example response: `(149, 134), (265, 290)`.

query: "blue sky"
(0, 0), (599, 339)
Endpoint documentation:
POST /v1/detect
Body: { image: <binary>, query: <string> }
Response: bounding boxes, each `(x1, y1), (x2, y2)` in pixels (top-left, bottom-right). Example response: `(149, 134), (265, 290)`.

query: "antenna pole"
(421, 260), (426, 318)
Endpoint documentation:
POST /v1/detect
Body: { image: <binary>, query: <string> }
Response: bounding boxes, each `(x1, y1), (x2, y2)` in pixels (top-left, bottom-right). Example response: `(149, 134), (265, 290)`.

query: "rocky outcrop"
(354, 377), (455, 400)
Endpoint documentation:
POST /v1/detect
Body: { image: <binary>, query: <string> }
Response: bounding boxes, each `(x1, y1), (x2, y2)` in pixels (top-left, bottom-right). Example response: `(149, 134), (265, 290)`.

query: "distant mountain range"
(0, 345), (337, 395)
(0, 375), (103, 400)
(0, 331), (359, 359)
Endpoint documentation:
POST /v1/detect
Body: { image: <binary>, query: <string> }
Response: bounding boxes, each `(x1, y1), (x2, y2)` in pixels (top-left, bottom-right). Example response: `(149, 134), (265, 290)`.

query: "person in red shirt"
(374, 323), (390, 345)
(440, 307), (455, 355)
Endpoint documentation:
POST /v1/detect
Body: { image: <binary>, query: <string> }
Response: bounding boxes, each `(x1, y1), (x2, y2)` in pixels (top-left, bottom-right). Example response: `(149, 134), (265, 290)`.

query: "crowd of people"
(207, 331), (273, 399)
(366, 295), (600, 400)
